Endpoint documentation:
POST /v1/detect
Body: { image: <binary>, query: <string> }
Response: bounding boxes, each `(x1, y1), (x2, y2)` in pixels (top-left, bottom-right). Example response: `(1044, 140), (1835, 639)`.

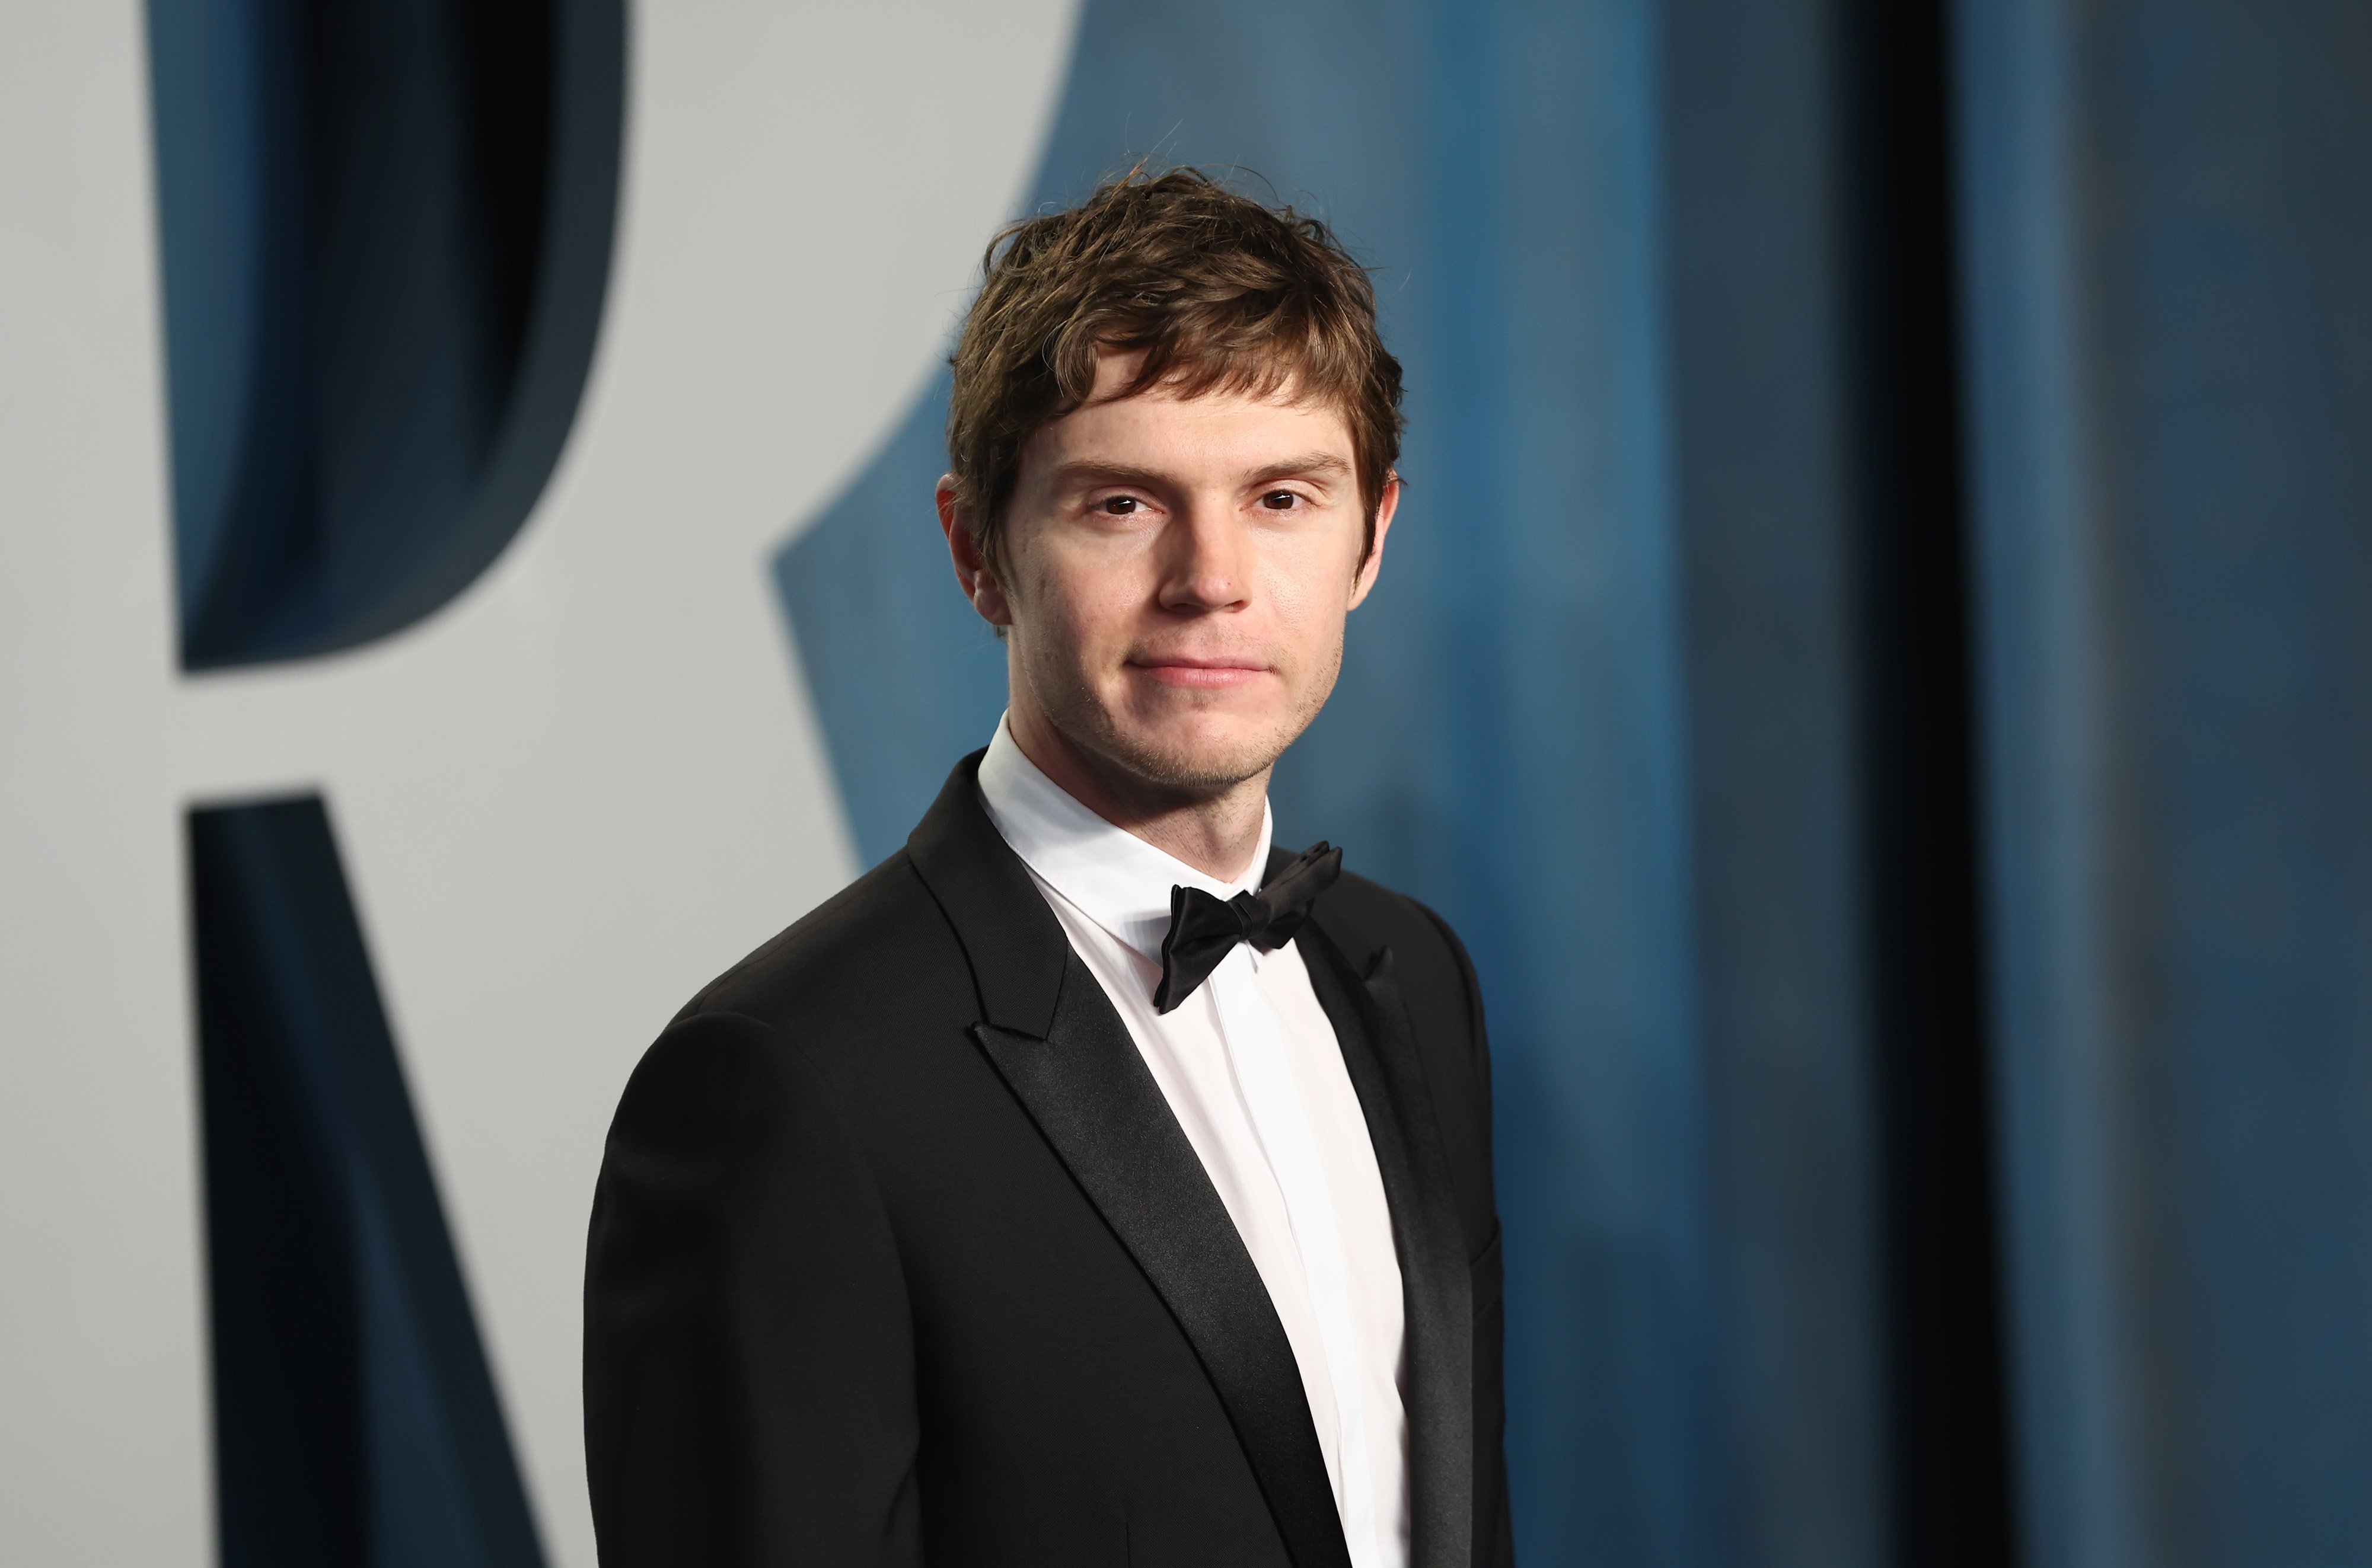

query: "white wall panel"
(0, 2), (1079, 1560)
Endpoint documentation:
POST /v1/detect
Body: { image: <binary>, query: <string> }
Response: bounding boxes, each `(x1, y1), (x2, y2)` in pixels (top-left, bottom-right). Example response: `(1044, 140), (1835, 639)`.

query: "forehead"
(1024, 369), (1357, 481)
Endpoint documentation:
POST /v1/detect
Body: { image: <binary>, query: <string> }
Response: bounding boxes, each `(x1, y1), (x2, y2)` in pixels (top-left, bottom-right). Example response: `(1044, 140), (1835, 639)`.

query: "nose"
(1156, 499), (1251, 614)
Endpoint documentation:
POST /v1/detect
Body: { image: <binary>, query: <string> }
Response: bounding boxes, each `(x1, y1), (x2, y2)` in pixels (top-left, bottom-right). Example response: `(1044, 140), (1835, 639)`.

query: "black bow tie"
(1152, 842), (1344, 1014)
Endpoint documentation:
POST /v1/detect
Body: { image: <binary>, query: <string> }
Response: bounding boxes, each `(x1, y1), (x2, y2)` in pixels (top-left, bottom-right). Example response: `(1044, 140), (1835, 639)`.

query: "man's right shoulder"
(668, 848), (980, 1045)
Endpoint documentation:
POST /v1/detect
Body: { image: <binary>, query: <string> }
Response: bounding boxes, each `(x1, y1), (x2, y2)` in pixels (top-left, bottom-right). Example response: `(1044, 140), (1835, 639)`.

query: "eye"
(1259, 490), (1303, 511)
(1096, 496), (1142, 516)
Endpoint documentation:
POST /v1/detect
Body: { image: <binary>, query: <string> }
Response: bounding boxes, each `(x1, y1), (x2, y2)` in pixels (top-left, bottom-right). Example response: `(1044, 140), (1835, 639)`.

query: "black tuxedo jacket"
(585, 753), (1512, 1567)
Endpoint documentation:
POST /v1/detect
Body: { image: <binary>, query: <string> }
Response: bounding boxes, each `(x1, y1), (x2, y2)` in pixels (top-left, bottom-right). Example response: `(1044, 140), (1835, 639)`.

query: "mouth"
(1128, 654), (1271, 690)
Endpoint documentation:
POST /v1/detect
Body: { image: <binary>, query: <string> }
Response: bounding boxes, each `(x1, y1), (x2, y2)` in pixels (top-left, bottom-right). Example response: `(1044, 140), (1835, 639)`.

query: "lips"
(1131, 655), (1270, 689)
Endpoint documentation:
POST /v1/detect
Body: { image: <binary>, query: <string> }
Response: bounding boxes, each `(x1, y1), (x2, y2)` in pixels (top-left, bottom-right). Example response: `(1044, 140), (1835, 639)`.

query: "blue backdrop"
(1959, 2), (2372, 1564)
(138, 0), (2372, 1563)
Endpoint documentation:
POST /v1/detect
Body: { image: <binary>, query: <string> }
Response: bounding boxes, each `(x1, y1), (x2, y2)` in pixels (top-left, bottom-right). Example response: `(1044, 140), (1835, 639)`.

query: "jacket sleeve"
(1417, 902), (1497, 1216)
(1418, 903), (1516, 1566)
(585, 1008), (920, 1566)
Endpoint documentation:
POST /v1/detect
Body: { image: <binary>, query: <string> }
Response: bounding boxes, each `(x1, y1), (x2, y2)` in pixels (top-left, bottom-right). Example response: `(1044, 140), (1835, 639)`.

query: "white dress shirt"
(977, 717), (1410, 1568)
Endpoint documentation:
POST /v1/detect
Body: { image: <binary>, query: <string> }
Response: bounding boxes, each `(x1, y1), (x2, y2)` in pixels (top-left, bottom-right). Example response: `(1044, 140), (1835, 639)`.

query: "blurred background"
(4, 0), (2368, 1564)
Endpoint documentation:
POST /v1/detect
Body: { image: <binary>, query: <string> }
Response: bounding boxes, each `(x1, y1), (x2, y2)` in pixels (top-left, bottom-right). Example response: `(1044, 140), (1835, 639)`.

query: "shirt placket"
(1206, 946), (1380, 1567)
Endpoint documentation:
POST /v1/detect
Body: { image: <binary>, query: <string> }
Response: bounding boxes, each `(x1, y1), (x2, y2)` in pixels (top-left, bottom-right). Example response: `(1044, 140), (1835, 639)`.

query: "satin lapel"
(1297, 923), (1475, 1568)
(972, 951), (1353, 1568)
(906, 751), (1067, 1037)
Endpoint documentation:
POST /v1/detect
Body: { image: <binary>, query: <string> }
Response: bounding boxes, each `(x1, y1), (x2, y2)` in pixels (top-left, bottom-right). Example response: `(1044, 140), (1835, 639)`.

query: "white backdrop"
(0, 1), (1077, 1560)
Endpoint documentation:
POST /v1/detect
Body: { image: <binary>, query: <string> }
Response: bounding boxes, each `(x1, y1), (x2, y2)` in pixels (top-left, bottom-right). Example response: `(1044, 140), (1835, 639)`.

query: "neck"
(1006, 707), (1270, 883)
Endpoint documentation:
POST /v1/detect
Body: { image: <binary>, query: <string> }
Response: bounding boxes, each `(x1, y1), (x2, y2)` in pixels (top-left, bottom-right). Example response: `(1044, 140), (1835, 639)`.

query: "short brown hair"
(946, 168), (1404, 571)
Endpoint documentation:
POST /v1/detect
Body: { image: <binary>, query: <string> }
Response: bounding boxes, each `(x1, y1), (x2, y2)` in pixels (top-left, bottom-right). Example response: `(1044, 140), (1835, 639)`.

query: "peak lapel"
(1297, 920), (1476, 1568)
(972, 952), (1354, 1568)
(906, 750), (1067, 1037)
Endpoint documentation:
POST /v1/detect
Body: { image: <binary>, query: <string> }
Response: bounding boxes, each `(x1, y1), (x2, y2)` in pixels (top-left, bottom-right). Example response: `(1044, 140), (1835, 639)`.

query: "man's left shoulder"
(1309, 868), (1471, 991)
(1305, 862), (1500, 1240)
(1305, 865), (1485, 1041)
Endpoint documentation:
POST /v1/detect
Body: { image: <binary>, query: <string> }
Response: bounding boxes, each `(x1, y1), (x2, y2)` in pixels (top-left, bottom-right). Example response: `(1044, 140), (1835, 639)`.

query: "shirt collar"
(976, 714), (1273, 964)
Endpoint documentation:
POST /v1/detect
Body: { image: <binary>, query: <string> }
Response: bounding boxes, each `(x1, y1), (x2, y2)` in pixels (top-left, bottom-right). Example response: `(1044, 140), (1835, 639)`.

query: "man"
(585, 170), (1510, 1568)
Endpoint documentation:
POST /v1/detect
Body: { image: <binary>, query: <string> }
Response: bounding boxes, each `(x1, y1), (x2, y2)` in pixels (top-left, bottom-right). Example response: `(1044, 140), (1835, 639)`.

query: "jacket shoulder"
(675, 848), (978, 1039)
(1308, 864), (1488, 1080)
(1308, 863), (1499, 1248)
(1315, 868), (1478, 992)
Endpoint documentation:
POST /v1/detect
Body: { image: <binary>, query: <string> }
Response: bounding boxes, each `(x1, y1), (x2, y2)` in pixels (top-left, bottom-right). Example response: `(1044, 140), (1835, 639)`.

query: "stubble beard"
(1018, 630), (1344, 803)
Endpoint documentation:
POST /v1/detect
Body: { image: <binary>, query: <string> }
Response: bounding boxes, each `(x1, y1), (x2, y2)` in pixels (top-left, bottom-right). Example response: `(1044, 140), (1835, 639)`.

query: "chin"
(1104, 715), (1295, 793)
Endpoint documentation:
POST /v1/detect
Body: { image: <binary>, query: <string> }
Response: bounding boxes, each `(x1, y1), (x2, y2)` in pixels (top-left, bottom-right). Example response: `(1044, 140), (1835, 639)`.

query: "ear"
(1346, 472), (1400, 611)
(938, 475), (1012, 627)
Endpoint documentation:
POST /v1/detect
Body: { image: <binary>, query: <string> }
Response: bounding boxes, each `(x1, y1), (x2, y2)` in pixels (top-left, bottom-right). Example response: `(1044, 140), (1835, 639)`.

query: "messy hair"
(946, 167), (1405, 571)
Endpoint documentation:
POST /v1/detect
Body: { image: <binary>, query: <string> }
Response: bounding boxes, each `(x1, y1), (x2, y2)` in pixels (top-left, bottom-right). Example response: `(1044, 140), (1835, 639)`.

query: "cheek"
(1018, 547), (1133, 660)
(1257, 536), (1360, 640)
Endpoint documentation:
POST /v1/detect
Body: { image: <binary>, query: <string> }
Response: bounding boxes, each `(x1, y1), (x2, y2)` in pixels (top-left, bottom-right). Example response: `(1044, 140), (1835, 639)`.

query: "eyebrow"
(1244, 453), (1353, 488)
(1047, 459), (1171, 490)
(1047, 453), (1353, 490)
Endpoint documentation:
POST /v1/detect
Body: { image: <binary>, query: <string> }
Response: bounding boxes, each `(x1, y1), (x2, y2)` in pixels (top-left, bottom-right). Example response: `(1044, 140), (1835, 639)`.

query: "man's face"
(953, 353), (1396, 796)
